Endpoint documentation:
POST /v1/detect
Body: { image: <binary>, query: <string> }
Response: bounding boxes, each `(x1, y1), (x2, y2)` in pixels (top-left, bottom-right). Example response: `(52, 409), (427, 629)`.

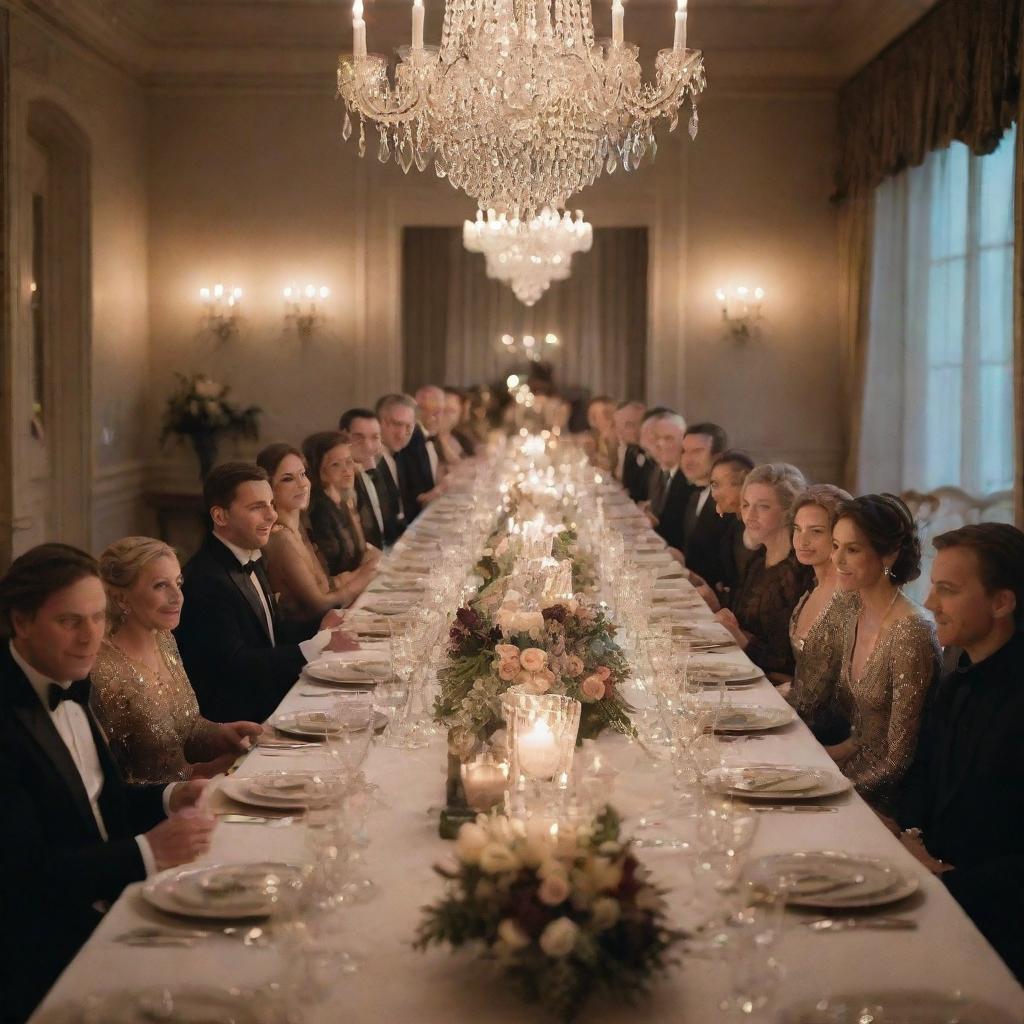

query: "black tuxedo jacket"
(899, 632), (1024, 980)
(371, 460), (407, 544)
(682, 488), (732, 589)
(396, 425), (435, 521)
(354, 472), (384, 550)
(176, 533), (319, 724)
(621, 444), (656, 503)
(0, 644), (166, 1021)
(654, 471), (695, 551)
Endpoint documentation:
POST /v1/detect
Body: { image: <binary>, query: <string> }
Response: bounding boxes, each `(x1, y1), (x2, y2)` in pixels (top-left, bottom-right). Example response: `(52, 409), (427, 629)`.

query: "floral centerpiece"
(414, 807), (680, 1021)
(437, 591), (633, 751)
(160, 372), (261, 479)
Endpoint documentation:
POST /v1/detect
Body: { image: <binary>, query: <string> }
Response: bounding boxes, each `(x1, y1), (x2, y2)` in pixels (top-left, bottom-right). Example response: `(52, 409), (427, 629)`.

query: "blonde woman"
(714, 463), (814, 680)
(91, 537), (262, 784)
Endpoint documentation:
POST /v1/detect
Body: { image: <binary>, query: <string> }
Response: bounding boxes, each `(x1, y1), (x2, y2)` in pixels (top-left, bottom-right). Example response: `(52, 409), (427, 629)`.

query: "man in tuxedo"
(339, 407), (400, 548)
(374, 393), (416, 531)
(646, 411), (693, 552)
(397, 385), (449, 516)
(897, 524), (1024, 981)
(679, 422), (732, 588)
(0, 544), (215, 1021)
(176, 462), (356, 724)
(612, 400), (645, 490)
(628, 406), (671, 504)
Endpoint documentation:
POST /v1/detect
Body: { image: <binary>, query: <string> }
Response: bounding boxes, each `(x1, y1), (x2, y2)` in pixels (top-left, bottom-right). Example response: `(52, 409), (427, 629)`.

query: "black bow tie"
(242, 558), (260, 571)
(48, 678), (91, 712)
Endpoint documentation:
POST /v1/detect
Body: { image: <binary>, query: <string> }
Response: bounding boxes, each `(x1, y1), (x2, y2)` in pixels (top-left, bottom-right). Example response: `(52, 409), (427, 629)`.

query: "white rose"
(455, 822), (490, 865)
(479, 841), (520, 875)
(484, 814), (517, 846)
(587, 855), (623, 893)
(537, 873), (571, 907)
(497, 918), (531, 950)
(517, 611), (546, 634)
(591, 897), (621, 931)
(539, 917), (579, 958)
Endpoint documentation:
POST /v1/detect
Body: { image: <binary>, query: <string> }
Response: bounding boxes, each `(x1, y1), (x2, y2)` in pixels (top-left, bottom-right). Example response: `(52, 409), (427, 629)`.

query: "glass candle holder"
(460, 753), (510, 813)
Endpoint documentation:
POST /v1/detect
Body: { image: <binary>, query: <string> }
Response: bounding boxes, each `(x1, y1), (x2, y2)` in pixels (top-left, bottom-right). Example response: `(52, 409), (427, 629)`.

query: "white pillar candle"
(673, 0), (687, 52)
(611, 0), (624, 45)
(353, 0), (367, 57)
(517, 718), (561, 779)
(461, 761), (508, 811)
(412, 0), (424, 49)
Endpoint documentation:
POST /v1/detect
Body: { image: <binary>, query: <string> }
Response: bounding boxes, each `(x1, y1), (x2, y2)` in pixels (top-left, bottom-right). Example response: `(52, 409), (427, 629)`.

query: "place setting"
(706, 762), (852, 803)
(712, 702), (797, 733)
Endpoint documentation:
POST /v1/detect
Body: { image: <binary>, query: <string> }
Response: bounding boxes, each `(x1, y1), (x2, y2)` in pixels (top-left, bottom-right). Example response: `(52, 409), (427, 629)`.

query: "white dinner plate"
(303, 659), (381, 686)
(142, 862), (304, 920)
(707, 764), (851, 801)
(713, 704), (796, 732)
(80, 986), (272, 1024)
(271, 708), (387, 738)
(778, 991), (1019, 1023)
(222, 770), (347, 809)
(686, 662), (764, 686)
(746, 851), (919, 909)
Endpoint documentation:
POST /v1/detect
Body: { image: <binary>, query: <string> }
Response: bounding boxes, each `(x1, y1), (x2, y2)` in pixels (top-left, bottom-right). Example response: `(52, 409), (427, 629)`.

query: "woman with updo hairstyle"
(714, 463), (814, 680)
(91, 536), (261, 784)
(257, 442), (373, 618)
(785, 484), (857, 741)
(828, 493), (941, 813)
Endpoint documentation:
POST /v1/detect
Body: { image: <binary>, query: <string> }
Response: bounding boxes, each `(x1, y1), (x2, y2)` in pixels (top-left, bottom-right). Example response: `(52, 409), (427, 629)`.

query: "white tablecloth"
(31, 492), (1024, 1023)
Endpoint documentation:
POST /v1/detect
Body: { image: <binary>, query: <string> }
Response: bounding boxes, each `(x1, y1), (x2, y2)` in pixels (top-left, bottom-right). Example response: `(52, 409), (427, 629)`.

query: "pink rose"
(595, 666), (612, 682)
(498, 660), (520, 681)
(565, 655), (585, 678)
(522, 671), (553, 695)
(580, 674), (605, 702)
(515, 669), (538, 690)
(495, 644), (521, 664)
(519, 648), (548, 673)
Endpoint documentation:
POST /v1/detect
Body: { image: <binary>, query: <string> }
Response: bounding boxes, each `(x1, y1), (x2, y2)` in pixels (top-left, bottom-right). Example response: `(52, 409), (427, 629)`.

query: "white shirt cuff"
(299, 629), (331, 663)
(136, 835), (157, 878)
(162, 783), (178, 815)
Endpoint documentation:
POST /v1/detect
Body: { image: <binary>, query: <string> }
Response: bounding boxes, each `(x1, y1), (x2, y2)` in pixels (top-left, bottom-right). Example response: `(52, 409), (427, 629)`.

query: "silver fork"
(113, 925), (270, 947)
(217, 813), (300, 827)
(804, 916), (917, 932)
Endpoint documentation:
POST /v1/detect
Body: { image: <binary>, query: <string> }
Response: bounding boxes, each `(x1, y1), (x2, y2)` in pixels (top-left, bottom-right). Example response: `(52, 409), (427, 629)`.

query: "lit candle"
(461, 761), (508, 812)
(412, 0), (424, 49)
(611, 0), (624, 45)
(352, 0), (366, 57)
(517, 718), (561, 779)
(673, 0), (687, 52)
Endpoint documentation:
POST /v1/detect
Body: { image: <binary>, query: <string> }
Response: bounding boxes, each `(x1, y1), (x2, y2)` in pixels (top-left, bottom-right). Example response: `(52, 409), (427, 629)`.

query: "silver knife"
(752, 804), (839, 813)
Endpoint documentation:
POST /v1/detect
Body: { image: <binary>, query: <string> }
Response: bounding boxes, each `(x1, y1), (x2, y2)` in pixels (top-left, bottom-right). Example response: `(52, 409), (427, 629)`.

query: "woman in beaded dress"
(257, 443), (375, 618)
(304, 430), (382, 584)
(786, 485), (858, 743)
(713, 463), (814, 681)
(827, 494), (941, 814)
(90, 537), (262, 785)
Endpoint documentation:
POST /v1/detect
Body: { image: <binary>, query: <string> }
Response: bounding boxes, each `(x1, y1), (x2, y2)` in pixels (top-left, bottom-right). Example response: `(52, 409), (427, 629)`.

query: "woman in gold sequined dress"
(828, 494), (941, 814)
(91, 537), (263, 785)
(786, 485), (858, 742)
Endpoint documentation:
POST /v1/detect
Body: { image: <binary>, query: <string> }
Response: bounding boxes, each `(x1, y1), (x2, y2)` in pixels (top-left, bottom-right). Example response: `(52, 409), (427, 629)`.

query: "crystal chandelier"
(464, 207), (593, 305)
(337, 0), (706, 219)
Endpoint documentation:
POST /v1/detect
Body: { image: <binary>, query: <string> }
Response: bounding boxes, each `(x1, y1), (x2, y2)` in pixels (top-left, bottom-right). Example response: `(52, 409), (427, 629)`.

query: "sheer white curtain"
(858, 126), (1017, 496)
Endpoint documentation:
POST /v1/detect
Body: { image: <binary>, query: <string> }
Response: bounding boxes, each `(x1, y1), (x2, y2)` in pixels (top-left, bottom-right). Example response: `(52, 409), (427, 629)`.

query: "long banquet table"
(32, 479), (1024, 1023)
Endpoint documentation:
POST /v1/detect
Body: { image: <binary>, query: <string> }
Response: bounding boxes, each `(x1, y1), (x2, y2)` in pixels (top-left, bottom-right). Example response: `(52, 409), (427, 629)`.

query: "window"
(862, 125), (1016, 498)
(908, 127), (1016, 494)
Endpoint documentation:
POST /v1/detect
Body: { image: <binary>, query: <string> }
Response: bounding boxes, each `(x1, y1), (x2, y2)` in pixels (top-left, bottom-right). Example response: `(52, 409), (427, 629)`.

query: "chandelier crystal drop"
(465, 207), (593, 305)
(337, 0), (706, 218)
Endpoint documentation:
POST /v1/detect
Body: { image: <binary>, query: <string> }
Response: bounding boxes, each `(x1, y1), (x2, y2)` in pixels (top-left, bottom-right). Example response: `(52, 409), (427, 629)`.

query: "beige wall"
(7, 12), (150, 551)
(146, 85), (841, 488)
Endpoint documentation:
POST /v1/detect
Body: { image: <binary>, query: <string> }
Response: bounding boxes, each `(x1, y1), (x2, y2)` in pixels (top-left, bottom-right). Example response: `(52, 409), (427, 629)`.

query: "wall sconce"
(499, 332), (560, 361)
(715, 285), (765, 338)
(284, 284), (330, 336)
(199, 283), (242, 340)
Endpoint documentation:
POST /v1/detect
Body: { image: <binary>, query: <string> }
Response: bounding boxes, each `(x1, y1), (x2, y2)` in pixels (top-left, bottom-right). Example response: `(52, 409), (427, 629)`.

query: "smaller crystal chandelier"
(465, 208), (593, 306)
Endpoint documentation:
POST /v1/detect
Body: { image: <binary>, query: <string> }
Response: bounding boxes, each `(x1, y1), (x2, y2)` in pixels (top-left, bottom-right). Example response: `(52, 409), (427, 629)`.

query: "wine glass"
(325, 698), (374, 784)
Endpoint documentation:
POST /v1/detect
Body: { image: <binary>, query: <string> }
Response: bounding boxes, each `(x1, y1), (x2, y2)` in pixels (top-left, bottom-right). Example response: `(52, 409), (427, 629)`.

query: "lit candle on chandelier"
(352, 0), (367, 57)
(412, 0), (424, 49)
(673, 0), (687, 52)
(611, 0), (624, 45)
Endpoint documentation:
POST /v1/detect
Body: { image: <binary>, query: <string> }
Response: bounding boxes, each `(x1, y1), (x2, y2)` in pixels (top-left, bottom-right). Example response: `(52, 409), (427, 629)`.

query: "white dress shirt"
(695, 484), (711, 518)
(615, 444), (626, 482)
(9, 641), (158, 876)
(213, 534), (329, 663)
(359, 468), (385, 538)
